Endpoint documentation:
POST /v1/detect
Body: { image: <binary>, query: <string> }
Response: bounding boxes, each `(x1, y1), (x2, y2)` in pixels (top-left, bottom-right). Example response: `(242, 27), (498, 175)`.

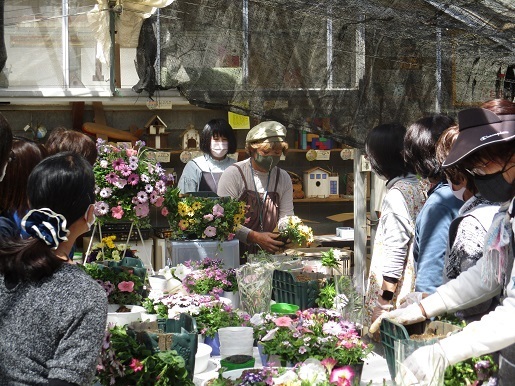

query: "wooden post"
(353, 148), (367, 295)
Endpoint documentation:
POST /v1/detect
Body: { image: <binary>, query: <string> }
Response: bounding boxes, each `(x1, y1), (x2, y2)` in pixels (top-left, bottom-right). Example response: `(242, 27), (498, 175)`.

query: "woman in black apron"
(217, 121), (295, 260)
(177, 118), (237, 194)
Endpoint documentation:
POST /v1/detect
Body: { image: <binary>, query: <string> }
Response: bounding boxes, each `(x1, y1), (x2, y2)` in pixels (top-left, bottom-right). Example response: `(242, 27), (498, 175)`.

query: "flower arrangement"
(278, 215), (314, 246)
(82, 263), (145, 306)
(162, 187), (247, 242)
(93, 139), (172, 227)
(143, 292), (218, 319)
(95, 325), (193, 386)
(251, 308), (372, 366)
(182, 258), (238, 295)
(195, 301), (250, 338)
(207, 358), (362, 386)
(142, 291), (249, 338)
(85, 235), (135, 262)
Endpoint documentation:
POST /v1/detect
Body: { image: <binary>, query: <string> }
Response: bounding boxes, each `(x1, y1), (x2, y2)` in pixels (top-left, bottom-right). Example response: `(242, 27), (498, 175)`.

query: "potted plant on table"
(85, 235), (136, 263)
(206, 357), (364, 386)
(251, 307), (372, 377)
(82, 261), (146, 325)
(95, 324), (193, 386)
(182, 258), (237, 298)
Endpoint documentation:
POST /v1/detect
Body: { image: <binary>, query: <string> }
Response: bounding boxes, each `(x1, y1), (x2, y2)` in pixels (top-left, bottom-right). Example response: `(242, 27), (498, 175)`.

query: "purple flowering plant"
(182, 258), (238, 295)
(93, 139), (173, 227)
(251, 308), (372, 366)
(82, 262), (144, 306)
(162, 187), (247, 242)
(209, 358), (363, 386)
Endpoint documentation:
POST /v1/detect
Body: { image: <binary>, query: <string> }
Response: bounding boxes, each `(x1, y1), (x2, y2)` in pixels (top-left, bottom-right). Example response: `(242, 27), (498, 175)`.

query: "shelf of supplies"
(293, 197), (353, 203)
(287, 148), (344, 153)
(159, 148), (346, 154)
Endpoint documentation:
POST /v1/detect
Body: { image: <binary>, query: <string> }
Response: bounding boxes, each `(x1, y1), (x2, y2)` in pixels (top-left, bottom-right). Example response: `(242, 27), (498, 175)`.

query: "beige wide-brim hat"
(246, 121), (286, 143)
(443, 108), (515, 167)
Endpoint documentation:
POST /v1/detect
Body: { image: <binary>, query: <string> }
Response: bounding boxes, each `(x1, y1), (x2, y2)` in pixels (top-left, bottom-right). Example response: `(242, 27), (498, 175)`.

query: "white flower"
(250, 313), (264, 326)
(100, 160), (108, 168)
(273, 370), (299, 385)
(298, 359), (327, 385)
(261, 327), (279, 342)
(173, 264), (192, 281)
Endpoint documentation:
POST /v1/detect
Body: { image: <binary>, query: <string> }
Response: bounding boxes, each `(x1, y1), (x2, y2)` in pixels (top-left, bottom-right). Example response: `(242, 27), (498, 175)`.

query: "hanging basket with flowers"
(162, 187), (247, 242)
(93, 139), (173, 228)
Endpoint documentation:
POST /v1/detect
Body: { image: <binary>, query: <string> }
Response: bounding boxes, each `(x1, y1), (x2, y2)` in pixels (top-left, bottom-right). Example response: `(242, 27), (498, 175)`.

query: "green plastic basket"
(380, 318), (460, 381)
(272, 270), (324, 310)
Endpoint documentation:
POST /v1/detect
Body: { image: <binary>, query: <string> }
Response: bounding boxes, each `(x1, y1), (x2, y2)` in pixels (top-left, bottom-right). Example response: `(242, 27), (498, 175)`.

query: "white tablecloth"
(193, 347), (393, 386)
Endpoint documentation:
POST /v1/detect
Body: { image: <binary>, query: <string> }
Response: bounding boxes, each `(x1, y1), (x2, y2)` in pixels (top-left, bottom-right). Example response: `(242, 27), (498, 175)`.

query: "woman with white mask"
(178, 118), (237, 194)
(363, 122), (427, 338)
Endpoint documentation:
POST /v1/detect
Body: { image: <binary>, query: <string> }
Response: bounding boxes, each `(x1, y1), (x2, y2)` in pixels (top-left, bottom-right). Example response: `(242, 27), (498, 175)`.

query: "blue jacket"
(414, 182), (463, 293)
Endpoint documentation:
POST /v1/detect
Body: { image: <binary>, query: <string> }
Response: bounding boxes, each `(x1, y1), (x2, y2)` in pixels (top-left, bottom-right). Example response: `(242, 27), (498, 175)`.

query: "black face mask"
(473, 170), (514, 203)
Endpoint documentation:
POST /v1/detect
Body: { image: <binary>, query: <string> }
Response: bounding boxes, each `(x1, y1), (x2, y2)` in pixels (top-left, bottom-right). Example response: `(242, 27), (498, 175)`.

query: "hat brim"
(443, 121), (515, 167)
(247, 136), (285, 143)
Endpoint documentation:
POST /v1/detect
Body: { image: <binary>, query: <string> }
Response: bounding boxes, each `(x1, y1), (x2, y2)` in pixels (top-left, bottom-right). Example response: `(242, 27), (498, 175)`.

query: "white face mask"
(447, 179), (466, 202)
(84, 204), (96, 230)
(211, 140), (229, 158)
(0, 162), (7, 182)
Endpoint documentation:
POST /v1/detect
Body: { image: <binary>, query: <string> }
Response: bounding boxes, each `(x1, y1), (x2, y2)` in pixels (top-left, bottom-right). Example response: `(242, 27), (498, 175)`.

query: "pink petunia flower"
(135, 203), (150, 217)
(204, 226), (217, 238)
(227, 233), (235, 241)
(161, 206), (169, 216)
(203, 214), (214, 222)
(321, 357), (338, 373)
(129, 357), (144, 372)
(274, 316), (293, 327)
(118, 281), (134, 292)
(111, 205), (124, 219)
(154, 196), (164, 207)
(212, 204), (224, 217)
(126, 148), (138, 157)
(330, 366), (355, 386)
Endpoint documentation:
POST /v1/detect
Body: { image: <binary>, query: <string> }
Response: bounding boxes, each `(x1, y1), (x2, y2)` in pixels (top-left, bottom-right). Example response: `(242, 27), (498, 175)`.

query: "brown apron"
(233, 164), (280, 259)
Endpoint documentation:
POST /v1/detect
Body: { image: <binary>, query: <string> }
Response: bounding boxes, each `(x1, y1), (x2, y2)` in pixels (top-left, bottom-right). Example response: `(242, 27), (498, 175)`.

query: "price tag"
(155, 151), (171, 163)
(315, 150), (330, 160)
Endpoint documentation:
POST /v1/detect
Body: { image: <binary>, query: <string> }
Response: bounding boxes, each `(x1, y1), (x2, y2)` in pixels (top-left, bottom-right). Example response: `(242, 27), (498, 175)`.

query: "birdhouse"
(143, 115), (169, 149)
(181, 125), (200, 150)
(144, 115), (167, 135)
(303, 167), (331, 198)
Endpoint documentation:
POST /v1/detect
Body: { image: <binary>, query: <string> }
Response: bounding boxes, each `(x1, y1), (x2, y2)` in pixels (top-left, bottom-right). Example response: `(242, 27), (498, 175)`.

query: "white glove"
(395, 342), (448, 385)
(369, 303), (426, 334)
(371, 300), (393, 324)
(399, 292), (428, 308)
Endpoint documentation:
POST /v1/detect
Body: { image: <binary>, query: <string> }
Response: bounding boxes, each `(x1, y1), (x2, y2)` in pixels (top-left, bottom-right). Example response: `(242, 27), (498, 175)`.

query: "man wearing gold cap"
(217, 121), (294, 258)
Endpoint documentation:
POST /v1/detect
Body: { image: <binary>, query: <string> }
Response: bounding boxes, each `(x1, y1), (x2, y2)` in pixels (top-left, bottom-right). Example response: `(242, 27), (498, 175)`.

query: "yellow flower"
(233, 214), (243, 224)
(178, 219), (189, 230)
(178, 202), (188, 216)
(102, 235), (117, 249)
(191, 201), (202, 211)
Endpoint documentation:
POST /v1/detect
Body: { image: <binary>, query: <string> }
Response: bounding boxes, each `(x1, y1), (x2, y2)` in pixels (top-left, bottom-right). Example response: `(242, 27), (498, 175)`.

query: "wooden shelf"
(156, 148), (346, 154)
(293, 197), (353, 203)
